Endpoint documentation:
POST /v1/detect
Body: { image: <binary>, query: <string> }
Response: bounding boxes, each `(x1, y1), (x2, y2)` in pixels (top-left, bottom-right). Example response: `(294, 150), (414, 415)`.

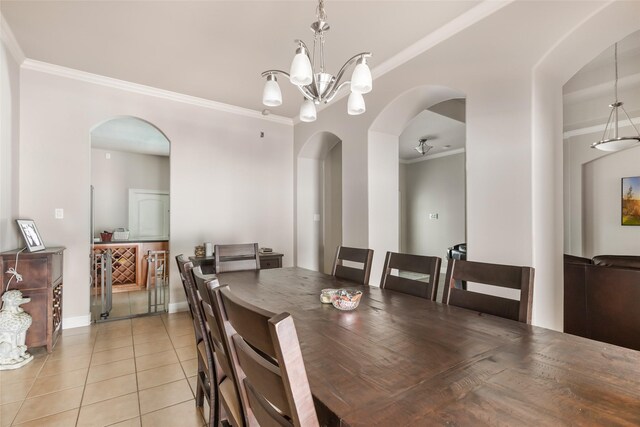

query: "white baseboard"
(168, 301), (189, 313)
(62, 314), (92, 330)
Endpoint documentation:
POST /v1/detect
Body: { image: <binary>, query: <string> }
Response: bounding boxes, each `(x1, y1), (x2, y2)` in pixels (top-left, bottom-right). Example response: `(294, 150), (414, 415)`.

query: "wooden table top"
(216, 267), (640, 426)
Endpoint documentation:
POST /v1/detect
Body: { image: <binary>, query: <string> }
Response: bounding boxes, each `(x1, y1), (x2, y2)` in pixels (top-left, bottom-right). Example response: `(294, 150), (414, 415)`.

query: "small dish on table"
(331, 289), (363, 311)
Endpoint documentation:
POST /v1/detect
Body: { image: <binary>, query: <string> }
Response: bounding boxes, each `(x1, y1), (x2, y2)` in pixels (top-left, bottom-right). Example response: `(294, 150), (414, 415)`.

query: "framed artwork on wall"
(622, 176), (640, 226)
(16, 219), (46, 252)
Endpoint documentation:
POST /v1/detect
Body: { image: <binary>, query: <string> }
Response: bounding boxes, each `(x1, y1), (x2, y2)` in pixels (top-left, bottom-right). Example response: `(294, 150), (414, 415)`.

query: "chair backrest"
(380, 252), (442, 301)
(443, 259), (534, 323)
(331, 246), (374, 285)
(218, 286), (318, 427)
(175, 254), (195, 319)
(214, 243), (260, 273)
(199, 279), (246, 427)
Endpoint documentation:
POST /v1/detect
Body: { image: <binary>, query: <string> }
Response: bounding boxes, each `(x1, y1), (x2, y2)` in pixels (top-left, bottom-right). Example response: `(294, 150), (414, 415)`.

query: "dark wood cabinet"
(259, 253), (283, 269)
(0, 247), (65, 353)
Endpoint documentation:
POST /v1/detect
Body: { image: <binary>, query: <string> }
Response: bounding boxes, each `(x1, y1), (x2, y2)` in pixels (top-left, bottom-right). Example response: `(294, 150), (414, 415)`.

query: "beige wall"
(294, 1), (640, 330)
(91, 148), (170, 237)
(583, 147), (640, 257)
(19, 69), (294, 325)
(403, 153), (466, 261)
(0, 38), (21, 251)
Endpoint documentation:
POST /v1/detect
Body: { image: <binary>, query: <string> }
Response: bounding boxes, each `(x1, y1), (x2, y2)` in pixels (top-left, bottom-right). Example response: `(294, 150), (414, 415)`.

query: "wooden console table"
(0, 247), (65, 352)
(190, 252), (283, 274)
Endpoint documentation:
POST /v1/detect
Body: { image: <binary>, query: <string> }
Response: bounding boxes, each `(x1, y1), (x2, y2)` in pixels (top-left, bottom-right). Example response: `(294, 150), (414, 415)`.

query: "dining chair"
(214, 243), (260, 273)
(443, 259), (534, 323)
(380, 252), (442, 300)
(195, 275), (246, 427)
(175, 255), (219, 426)
(331, 245), (374, 286)
(217, 286), (319, 427)
(175, 254), (194, 320)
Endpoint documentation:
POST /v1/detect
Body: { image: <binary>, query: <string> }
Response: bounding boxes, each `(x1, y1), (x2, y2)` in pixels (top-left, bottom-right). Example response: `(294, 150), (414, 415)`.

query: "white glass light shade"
(347, 92), (366, 115)
(591, 137), (640, 152)
(350, 59), (372, 94)
(289, 48), (313, 86)
(299, 99), (317, 122)
(262, 76), (282, 107)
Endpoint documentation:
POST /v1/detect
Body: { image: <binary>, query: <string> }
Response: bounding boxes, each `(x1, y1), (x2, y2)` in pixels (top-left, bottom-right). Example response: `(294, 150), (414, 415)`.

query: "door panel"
(129, 190), (169, 239)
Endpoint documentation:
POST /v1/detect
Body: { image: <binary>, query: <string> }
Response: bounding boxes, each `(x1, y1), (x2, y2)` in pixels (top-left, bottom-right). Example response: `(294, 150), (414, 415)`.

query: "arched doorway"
(296, 131), (342, 273)
(89, 116), (171, 321)
(367, 85), (466, 283)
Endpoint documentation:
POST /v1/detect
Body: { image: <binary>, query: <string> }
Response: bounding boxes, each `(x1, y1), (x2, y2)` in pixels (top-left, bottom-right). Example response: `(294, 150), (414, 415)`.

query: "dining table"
(216, 267), (640, 426)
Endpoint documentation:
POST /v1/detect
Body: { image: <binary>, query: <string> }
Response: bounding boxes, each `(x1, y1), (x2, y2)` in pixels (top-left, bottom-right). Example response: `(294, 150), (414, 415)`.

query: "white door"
(129, 189), (169, 240)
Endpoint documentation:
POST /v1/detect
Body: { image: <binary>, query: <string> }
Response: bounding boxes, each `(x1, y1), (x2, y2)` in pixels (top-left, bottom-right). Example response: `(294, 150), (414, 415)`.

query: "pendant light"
(591, 43), (640, 152)
(261, 0), (372, 121)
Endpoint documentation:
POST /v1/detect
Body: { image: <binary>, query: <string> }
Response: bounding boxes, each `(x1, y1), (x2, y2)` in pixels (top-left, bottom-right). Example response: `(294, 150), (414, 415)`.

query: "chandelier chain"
(317, 0), (327, 21)
(614, 43), (618, 103)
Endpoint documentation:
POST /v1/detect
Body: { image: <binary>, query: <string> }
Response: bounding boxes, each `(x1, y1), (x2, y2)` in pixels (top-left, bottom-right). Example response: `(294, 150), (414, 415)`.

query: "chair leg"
(195, 359), (205, 407)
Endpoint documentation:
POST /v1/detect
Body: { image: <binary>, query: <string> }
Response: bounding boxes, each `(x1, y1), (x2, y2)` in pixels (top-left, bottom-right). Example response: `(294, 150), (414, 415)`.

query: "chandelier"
(415, 138), (433, 156)
(261, 0), (372, 122)
(591, 43), (640, 152)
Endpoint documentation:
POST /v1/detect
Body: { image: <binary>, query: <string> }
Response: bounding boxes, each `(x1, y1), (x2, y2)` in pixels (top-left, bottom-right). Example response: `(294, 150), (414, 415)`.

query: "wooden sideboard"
(92, 240), (168, 291)
(189, 252), (284, 274)
(0, 247), (65, 353)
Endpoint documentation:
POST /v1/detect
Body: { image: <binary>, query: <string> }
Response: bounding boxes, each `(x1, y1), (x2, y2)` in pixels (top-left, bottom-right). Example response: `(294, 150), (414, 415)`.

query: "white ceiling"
(1, 1), (481, 118)
(563, 30), (640, 133)
(91, 117), (170, 156)
(399, 109), (465, 161)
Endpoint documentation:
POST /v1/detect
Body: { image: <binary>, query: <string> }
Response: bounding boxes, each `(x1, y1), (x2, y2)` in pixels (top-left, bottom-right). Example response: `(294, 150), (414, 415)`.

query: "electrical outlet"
(428, 213), (439, 220)
(105, 152), (111, 159)
(55, 208), (64, 219)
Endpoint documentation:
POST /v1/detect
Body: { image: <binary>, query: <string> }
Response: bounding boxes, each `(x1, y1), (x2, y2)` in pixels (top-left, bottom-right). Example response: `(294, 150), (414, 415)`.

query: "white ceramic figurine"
(0, 290), (34, 370)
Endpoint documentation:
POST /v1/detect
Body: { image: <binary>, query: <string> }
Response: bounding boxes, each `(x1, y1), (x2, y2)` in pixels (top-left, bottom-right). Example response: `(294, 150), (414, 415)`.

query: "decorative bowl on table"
(320, 289), (338, 304)
(331, 289), (363, 311)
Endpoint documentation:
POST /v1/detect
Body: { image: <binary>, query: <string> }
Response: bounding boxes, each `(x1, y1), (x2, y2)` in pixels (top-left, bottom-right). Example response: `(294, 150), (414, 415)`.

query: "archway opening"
(89, 116), (171, 321)
(297, 131), (342, 273)
(368, 85), (466, 285)
(563, 30), (640, 258)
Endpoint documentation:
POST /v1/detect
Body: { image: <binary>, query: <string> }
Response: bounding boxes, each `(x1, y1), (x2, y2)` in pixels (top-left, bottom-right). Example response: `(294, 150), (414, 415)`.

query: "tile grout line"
(7, 349), (50, 426)
(74, 322), (102, 426)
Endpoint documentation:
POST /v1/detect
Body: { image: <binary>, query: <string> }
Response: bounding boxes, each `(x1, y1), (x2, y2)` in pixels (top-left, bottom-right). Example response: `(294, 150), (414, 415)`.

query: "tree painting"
(622, 176), (640, 225)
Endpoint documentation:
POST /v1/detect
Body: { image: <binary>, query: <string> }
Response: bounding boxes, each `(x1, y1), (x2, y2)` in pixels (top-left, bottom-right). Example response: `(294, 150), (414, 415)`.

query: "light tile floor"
(0, 312), (207, 427)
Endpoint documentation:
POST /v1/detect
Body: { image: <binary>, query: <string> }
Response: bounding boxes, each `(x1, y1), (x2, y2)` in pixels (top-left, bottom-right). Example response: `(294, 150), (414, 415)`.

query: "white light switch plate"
(55, 208), (64, 219)
(313, 214), (321, 222)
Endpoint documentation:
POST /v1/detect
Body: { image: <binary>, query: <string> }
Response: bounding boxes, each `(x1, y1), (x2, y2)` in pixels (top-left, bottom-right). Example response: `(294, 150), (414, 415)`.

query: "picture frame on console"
(16, 219), (46, 252)
(621, 176), (640, 226)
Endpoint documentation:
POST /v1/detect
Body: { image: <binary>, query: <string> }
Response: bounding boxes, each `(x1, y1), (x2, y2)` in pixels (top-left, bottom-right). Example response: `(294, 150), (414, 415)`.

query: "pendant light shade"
(591, 137), (639, 152)
(347, 92), (366, 115)
(262, 75), (282, 107)
(350, 58), (372, 94)
(289, 47), (313, 86)
(300, 99), (317, 122)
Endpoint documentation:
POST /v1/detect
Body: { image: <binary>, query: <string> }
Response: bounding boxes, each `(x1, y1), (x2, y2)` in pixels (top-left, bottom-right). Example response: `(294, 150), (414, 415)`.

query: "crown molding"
(21, 59), (294, 126)
(0, 13), (25, 64)
(400, 147), (465, 164)
(563, 116), (639, 139)
(295, 0), (512, 124)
